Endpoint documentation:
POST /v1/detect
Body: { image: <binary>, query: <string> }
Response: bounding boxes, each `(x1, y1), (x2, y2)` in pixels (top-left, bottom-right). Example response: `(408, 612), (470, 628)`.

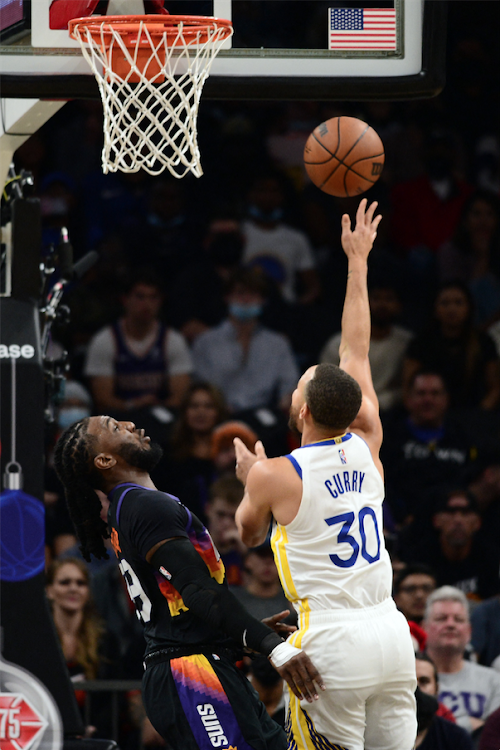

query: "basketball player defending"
(53, 411), (325, 750)
(234, 199), (417, 750)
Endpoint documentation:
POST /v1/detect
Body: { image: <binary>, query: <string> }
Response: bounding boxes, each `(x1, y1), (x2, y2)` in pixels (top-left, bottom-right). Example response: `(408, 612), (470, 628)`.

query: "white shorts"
(286, 598), (417, 750)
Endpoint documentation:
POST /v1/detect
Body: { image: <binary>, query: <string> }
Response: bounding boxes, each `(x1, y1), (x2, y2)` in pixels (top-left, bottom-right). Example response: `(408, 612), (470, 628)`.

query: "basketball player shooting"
(53, 412), (325, 749)
(234, 199), (418, 750)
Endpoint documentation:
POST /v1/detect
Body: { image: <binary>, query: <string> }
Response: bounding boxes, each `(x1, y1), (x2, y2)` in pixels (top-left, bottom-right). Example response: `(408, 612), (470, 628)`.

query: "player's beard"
(288, 404), (302, 440)
(118, 440), (164, 472)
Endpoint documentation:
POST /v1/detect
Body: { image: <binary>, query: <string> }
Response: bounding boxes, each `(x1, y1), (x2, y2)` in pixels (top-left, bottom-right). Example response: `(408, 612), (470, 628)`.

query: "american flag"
(329, 7), (396, 50)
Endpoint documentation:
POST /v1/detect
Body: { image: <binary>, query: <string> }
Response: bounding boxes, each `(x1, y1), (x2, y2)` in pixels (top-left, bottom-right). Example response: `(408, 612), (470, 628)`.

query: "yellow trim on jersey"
(271, 523), (299, 602)
(307, 433), (347, 445)
(288, 693), (316, 750)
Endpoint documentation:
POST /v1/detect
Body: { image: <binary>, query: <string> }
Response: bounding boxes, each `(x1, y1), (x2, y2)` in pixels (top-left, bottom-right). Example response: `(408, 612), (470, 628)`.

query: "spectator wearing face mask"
(242, 173), (320, 306)
(192, 268), (299, 413)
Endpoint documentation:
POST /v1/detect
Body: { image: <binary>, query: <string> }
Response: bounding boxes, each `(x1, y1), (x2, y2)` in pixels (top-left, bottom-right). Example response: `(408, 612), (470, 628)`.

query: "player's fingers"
(372, 213), (383, 230)
(365, 200), (378, 225)
(356, 197), (368, 225)
(255, 440), (267, 459)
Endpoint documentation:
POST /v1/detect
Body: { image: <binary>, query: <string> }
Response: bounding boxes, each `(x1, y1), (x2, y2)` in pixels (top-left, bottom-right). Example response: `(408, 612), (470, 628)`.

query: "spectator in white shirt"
(84, 269), (192, 413)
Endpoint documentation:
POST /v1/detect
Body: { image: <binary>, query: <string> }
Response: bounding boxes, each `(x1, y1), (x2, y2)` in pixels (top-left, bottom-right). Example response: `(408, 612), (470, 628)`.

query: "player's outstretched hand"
(234, 437), (267, 485)
(274, 651), (326, 704)
(341, 198), (382, 261)
(262, 609), (297, 636)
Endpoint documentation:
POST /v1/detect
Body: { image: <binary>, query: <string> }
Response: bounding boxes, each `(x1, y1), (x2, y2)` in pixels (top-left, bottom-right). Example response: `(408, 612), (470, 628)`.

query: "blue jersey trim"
(286, 454), (302, 479)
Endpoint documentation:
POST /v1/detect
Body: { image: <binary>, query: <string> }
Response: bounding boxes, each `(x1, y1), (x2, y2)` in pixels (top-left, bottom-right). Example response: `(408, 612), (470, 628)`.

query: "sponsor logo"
(0, 345), (35, 359)
(196, 704), (229, 748)
(371, 162), (383, 176)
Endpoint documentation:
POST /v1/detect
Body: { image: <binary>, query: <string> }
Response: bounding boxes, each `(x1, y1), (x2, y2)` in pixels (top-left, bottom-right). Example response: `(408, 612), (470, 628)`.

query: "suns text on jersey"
(325, 470), (365, 498)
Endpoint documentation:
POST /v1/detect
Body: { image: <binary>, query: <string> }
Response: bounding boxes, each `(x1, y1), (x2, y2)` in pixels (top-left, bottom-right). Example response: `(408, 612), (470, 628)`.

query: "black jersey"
(107, 482), (233, 655)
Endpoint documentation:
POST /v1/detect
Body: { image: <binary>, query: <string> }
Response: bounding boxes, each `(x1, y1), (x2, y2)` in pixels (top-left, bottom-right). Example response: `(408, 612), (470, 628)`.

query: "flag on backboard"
(329, 8), (397, 50)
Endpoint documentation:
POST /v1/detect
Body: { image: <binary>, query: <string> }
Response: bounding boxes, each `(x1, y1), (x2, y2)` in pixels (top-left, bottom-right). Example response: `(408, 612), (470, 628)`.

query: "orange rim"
(68, 14), (233, 47)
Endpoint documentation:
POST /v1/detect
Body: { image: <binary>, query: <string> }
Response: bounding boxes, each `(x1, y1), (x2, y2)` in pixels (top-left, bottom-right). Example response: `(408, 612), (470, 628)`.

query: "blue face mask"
(58, 407), (91, 430)
(247, 204), (284, 223)
(229, 302), (263, 321)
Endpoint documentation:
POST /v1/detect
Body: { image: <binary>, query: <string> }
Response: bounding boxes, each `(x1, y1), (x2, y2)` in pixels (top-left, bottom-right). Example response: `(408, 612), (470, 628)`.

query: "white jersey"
(271, 432), (393, 619)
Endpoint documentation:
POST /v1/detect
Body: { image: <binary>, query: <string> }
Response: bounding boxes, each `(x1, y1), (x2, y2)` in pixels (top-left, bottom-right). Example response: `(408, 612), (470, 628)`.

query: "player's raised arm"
(338, 199), (383, 462)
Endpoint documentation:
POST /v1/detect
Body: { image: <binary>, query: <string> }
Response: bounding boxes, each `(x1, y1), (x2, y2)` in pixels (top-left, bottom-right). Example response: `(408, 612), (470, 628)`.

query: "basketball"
(304, 116), (385, 197)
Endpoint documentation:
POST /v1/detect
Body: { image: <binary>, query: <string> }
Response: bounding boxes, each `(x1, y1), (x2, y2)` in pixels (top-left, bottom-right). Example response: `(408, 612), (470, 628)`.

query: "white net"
(70, 17), (233, 177)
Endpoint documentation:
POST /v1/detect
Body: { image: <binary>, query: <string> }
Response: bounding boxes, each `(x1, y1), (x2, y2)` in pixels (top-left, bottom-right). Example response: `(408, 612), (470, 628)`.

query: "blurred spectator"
(471, 595), (500, 668)
(169, 217), (245, 344)
(242, 173), (321, 305)
(467, 452), (500, 554)
(45, 379), (93, 561)
(424, 586), (500, 734)
(390, 127), (473, 255)
(478, 706), (500, 750)
(320, 280), (413, 411)
(415, 654), (473, 749)
(394, 563), (437, 626)
(46, 557), (121, 737)
(192, 268), (299, 413)
(404, 489), (500, 601)
(248, 655), (286, 728)
(205, 475), (247, 586)
(438, 190), (500, 327)
(84, 269), (192, 413)
(158, 382), (228, 521)
(381, 371), (476, 527)
(211, 420), (259, 476)
(125, 177), (203, 286)
(230, 544), (294, 624)
(402, 282), (500, 410)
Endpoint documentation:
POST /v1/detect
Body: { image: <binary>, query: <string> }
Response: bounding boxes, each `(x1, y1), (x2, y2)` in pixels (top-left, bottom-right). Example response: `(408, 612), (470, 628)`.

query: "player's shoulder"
(248, 456), (300, 491)
(118, 486), (182, 516)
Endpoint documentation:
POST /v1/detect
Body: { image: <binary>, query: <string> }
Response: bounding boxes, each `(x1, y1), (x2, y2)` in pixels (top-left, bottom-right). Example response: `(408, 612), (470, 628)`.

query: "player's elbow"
(238, 521), (268, 548)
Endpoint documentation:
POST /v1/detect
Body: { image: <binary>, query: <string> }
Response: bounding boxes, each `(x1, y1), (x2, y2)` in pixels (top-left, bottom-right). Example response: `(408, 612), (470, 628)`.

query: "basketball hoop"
(69, 14), (233, 177)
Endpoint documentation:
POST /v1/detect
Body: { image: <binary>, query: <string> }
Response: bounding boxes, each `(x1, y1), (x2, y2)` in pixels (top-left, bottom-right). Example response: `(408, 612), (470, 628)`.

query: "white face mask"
(58, 407), (91, 430)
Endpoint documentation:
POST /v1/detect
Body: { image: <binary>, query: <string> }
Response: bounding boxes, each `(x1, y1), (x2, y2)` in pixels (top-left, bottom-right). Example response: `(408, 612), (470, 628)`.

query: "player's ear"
(299, 402), (310, 420)
(94, 453), (117, 471)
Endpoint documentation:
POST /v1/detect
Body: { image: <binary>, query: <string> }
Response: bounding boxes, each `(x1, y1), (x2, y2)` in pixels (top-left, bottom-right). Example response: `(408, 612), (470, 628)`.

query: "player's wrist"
(268, 641), (303, 668)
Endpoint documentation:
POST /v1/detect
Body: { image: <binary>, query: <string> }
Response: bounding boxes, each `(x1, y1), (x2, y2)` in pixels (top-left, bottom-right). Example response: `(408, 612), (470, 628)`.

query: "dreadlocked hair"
(53, 418), (109, 562)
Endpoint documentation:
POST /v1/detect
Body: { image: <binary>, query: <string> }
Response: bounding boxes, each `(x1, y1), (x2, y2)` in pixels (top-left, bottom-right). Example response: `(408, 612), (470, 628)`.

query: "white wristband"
(269, 641), (303, 668)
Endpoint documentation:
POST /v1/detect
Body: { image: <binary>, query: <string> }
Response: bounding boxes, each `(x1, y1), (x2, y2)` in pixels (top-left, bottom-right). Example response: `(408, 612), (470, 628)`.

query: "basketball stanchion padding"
(69, 14), (233, 177)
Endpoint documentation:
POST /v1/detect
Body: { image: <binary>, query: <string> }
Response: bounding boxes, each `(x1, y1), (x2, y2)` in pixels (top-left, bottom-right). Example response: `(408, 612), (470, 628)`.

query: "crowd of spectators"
(18, 3), (500, 746)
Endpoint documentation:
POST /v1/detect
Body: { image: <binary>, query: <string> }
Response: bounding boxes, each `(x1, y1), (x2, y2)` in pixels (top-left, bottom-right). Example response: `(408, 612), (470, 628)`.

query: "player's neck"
(301, 423), (346, 446)
(105, 469), (156, 494)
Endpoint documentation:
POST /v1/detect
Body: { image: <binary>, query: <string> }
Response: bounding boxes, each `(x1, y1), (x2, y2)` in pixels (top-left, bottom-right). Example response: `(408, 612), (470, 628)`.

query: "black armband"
(150, 538), (283, 655)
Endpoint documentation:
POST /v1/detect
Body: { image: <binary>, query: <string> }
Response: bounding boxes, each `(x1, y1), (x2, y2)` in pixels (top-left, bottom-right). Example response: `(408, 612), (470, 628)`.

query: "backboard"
(0, 0), (446, 100)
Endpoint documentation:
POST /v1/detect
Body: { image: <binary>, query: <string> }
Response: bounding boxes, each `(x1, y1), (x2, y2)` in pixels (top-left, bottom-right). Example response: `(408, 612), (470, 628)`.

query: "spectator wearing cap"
(192, 268), (299, 414)
(406, 489), (500, 602)
(394, 563), (437, 626)
(414, 653), (473, 749)
(424, 586), (500, 735)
